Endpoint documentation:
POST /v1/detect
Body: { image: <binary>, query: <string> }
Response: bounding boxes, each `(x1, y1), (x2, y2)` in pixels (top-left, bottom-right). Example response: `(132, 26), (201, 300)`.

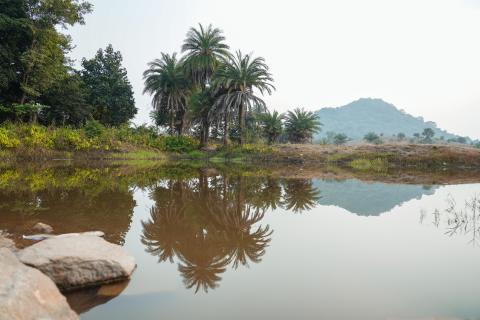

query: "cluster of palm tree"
(141, 170), (321, 293)
(260, 108), (322, 144)
(143, 24), (275, 146)
(144, 24), (323, 147)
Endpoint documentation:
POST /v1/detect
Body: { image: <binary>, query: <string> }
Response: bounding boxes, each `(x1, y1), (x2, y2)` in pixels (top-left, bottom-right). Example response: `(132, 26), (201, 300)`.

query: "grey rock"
(33, 222), (54, 234)
(0, 248), (78, 320)
(18, 234), (136, 291)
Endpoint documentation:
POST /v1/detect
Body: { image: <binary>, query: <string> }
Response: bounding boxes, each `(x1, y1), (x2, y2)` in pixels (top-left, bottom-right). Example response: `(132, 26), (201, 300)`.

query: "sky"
(67, 0), (480, 139)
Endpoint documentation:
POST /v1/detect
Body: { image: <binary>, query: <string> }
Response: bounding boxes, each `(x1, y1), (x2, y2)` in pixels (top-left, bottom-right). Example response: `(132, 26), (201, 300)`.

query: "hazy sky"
(67, 0), (480, 139)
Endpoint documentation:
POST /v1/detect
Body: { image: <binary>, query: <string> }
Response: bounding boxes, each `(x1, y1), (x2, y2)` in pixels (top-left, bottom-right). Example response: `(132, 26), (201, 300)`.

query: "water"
(1, 163), (480, 320)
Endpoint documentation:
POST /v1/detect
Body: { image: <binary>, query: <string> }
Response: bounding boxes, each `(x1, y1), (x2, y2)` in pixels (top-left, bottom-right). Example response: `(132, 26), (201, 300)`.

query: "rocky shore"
(0, 227), (136, 319)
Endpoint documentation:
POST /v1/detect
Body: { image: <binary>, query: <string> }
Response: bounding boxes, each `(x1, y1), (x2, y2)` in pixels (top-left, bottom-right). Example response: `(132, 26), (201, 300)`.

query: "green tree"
(421, 128), (435, 143)
(181, 24), (230, 146)
(39, 73), (91, 126)
(333, 133), (349, 145)
(81, 45), (137, 126)
(364, 132), (381, 144)
(213, 51), (275, 145)
(0, 0), (92, 106)
(284, 108), (321, 143)
(259, 110), (283, 144)
(397, 132), (406, 141)
(143, 53), (189, 135)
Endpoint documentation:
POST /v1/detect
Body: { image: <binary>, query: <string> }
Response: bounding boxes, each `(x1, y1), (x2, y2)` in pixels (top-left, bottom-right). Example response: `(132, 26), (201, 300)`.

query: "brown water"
(1, 163), (480, 320)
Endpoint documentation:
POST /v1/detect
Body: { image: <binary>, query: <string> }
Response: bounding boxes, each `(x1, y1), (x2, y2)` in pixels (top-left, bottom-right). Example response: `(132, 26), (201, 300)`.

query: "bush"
(52, 128), (90, 151)
(21, 125), (54, 149)
(158, 136), (199, 153)
(84, 120), (105, 139)
(0, 128), (20, 149)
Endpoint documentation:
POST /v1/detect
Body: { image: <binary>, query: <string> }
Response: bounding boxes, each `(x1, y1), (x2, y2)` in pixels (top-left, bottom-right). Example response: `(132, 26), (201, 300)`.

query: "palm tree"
(143, 53), (189, 135)
(260, 110), (284, 144)
(284, 108), (322, 143)
(181, 24), (230, 146)
(213, 51), (275, 145)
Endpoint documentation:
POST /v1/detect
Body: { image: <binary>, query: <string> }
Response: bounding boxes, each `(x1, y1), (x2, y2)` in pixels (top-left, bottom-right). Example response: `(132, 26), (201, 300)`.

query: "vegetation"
(363, 132), (382, 144)
(0, 122), (199, 157)
(284, 108), (322, 143)
(333, 133), (349, 145)
(0, 1), (136, 127)
(259, 110), (283, 144)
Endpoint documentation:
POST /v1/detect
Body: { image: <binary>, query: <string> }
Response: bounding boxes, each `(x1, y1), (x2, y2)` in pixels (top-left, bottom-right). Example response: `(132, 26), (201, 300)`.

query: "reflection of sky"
(313, 179), (438, 216)
(84, 183), (480, 320)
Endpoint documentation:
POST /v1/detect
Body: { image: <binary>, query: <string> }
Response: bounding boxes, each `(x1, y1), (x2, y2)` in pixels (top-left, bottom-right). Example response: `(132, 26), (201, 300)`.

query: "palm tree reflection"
(142, 170), (320, 292)
(282, 179), (321, 213)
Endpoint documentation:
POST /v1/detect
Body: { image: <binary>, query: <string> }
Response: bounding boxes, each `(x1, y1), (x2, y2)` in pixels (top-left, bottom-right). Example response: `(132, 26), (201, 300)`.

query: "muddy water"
(1, 164), (480, 320)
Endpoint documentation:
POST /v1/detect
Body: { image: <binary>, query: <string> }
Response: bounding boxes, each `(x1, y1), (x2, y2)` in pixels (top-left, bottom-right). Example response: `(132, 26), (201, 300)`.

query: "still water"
(1, 164), (480, 320)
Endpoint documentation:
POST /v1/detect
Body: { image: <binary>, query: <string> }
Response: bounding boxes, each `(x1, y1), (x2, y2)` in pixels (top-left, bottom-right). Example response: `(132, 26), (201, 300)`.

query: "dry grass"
(264, 143), (480, 169)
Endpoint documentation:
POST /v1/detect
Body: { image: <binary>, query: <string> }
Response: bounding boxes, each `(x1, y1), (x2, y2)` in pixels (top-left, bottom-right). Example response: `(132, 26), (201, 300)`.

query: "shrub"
(21, 125), (54, 149)
(364, 132), (382, 145)
(84, 120), (105, 139)
(52, 128), (90, 151)
(0, 128), (19, 149)
(158, 136), (199, 153)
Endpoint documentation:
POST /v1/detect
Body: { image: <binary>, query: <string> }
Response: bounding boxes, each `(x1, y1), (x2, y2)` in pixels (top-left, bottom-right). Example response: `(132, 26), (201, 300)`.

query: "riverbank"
(2, 143), (480, 171)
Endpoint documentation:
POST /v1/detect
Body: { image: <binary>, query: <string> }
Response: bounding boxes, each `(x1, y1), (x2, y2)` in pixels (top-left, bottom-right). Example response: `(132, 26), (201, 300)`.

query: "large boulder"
(0, 248), (78, 320)
(17, 234), (136, 291)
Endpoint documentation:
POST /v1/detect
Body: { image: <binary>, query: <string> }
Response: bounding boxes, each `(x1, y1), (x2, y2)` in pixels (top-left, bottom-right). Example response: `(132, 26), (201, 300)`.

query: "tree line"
(0, 0), (136, 127)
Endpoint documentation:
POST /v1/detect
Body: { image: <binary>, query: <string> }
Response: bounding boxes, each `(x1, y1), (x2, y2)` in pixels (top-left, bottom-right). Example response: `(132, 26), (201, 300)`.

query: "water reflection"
(141, 173), (277, 293)
(422, 194), (480, 246)
(0, 166), (137, 245)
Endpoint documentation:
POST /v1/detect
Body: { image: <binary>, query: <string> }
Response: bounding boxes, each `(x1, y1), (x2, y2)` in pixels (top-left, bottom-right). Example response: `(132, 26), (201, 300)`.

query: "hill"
(314, 98), (458, 141)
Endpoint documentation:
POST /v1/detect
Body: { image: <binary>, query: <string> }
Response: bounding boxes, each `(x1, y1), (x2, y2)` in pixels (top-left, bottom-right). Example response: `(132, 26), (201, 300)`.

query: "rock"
(23, 231), (105, 242)
(17, 234), (136, 291)
(32, 222), (54, 234)
(0, 248), (78, 320)
(0, 234), (16, 251)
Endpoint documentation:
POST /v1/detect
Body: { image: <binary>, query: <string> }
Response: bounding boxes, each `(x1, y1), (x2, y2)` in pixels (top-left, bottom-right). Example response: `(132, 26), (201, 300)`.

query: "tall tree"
(39, 72), (91, 126)
(284, 108), (322, 143)
(181, 23), (230, 146)
(0, 0), (92, 106)
(143, 53), (189, 135)
(81, 44), (137, 126)
(213, 51), (275, 145)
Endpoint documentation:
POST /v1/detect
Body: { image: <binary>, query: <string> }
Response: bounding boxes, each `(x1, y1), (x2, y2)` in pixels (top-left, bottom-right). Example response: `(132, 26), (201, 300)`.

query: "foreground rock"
(0, 248), (78, 320)
(32, 222), (54, 234)
(17, 234), (136, 291)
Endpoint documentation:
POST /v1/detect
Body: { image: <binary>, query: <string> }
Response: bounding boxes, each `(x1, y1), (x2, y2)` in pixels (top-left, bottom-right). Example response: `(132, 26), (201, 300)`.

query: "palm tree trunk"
(169, 110), (174, 135)
(239, 103), (246, 146)
(200, 115), (209, 148)
(223, 112), (228, 147)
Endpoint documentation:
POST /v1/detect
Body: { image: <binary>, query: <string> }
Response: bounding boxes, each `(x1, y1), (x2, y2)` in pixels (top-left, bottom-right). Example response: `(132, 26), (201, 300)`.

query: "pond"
(1, 163), (480, 320)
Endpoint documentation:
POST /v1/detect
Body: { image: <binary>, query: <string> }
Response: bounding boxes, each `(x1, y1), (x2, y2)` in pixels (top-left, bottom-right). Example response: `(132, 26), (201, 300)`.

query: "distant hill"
(314, 98), (459, 141)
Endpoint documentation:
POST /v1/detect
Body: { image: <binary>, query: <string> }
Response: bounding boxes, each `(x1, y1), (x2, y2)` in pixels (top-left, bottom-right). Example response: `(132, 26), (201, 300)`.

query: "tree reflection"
(141, 170), (320, 293)
(282, 179), (321, 213)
